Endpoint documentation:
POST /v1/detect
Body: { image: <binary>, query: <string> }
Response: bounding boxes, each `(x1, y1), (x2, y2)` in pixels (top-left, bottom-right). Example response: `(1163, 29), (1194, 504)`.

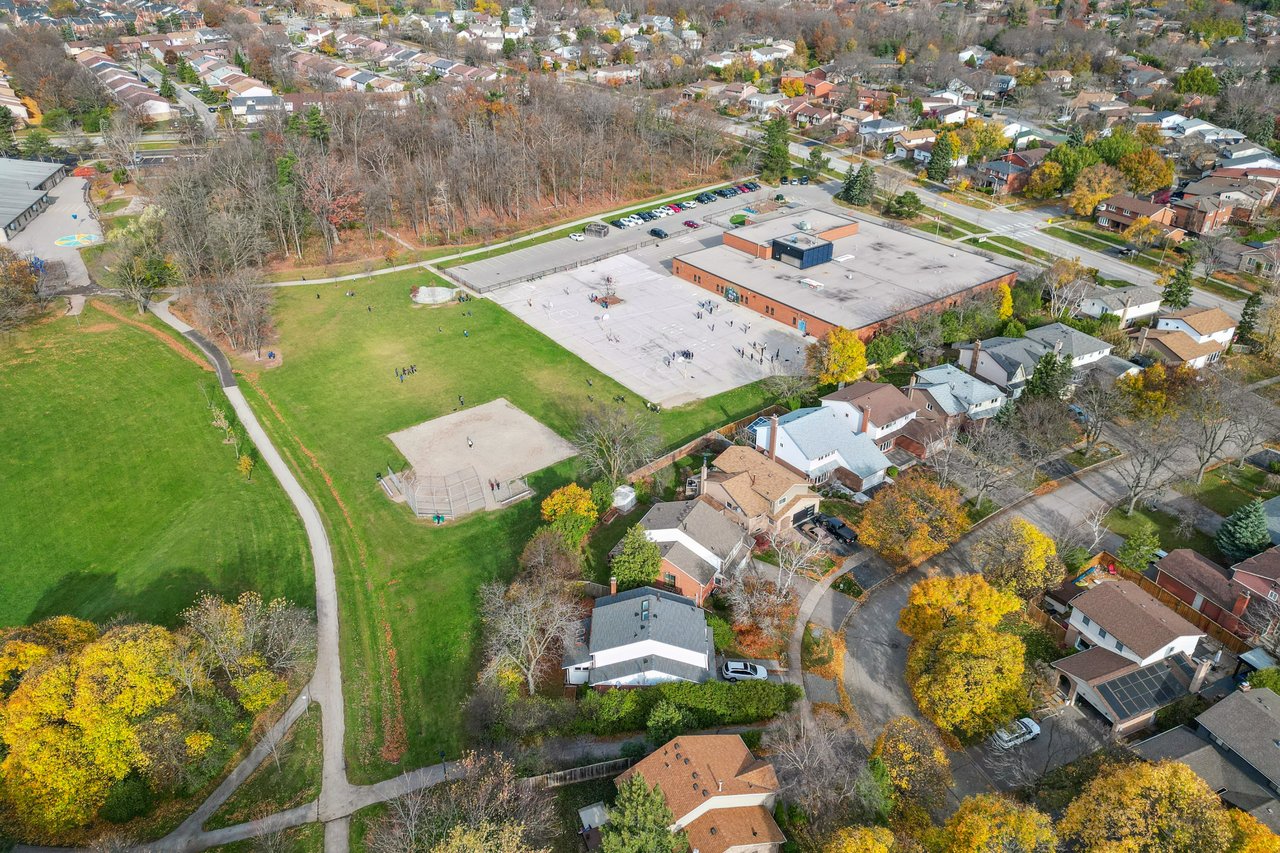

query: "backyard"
(0, 302), (311, 628)
(241, 273), (775, 782)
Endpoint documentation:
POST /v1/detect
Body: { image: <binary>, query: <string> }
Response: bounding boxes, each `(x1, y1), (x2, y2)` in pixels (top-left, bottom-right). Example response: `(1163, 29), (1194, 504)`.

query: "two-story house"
(1227, 547), (1280, 638)
(615, 735), (785, 853)
(1136, 307), (1237, 369)
(820, 380), (941, 460)
(1077, 283), (1164, 326)
(625, 498), (751, 605)
(1134, 688), (1280, 833)
(1094, 194), (1180, 236)
(700, 445), (821, 535)
(1154, 549), (1264, 639)
(955, 322), (1134, 398)
(749, 407), (893, 492)
(562, 587), (714, 688)
(1053, 579), (1211, 735)
(908, 363), (1007, 429)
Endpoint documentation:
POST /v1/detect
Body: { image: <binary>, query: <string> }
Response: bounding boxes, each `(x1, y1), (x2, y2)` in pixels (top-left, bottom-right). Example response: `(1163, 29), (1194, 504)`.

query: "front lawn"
(1176, 464), (1280, 518)
(0, 302), (310, 629)
(1105, 507), (1225, 565)
(245, 277), (777, 781)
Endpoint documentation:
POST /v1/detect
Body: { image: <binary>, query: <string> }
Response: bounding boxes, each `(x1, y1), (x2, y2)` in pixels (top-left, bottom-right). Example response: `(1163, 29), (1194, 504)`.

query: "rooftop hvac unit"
(799, 278), (824, 289)
(796, 219), (812, 231)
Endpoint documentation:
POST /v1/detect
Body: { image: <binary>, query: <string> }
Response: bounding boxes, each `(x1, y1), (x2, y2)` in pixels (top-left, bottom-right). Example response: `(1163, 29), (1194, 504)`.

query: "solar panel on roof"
(1097, 660), (1192, 720)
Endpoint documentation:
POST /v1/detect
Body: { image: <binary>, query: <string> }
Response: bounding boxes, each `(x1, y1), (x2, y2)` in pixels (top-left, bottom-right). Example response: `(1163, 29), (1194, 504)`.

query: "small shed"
(585, 222), (609, 238)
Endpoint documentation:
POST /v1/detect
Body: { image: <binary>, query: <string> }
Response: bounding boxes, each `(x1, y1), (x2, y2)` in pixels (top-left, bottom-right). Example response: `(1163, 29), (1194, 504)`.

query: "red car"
(683, 220), (701, 229)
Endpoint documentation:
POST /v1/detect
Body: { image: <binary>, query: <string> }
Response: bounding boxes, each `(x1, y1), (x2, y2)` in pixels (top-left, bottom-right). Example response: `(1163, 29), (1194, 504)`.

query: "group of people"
(394, 365), (418, 383)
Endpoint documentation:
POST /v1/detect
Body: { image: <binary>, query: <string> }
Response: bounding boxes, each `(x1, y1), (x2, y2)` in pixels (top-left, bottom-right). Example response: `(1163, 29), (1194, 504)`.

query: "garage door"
(792, 505), (816, 525)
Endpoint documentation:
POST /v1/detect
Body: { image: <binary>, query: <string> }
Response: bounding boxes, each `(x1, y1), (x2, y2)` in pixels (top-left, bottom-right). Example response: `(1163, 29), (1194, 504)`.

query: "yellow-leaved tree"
(972, 517), (1063, 598)
(1067, 163), (1126, 216)
(540, 483), (599, 547)
(1057, 760), (1238, 852)
(871, 716), (952, 812)
(806, 327), (868, 386)
(940, 794), (1056, 853)
(997, 282), (1014, 321)
(856, 470), (969, 566)
(823, 825), (896, 853)
(906, 620), (1026, 738)
(897, 574), (1021, 640)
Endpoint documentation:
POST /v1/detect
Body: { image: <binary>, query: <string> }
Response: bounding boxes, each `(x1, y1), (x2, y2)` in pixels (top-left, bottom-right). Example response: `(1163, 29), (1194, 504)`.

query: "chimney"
(1232, 588), (1252, 618)
(1138, 325), (1150, 356)
(1054, 339), (1063, 356)
(856, 403), (869, 434)
(699, 461), (707, 495)
(1122, 294), (1133, 319)
(1190, 656), (1213, 694)
(970, 338), (982, 373)
(768, 414), (779, 461)
(906, 373), (917, 401)
(610, 576), (618, 595)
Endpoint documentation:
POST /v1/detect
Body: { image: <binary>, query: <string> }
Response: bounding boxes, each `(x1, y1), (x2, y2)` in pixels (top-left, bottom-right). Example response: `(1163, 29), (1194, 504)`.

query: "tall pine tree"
(1025, 351), (1074, 398)
(926, 132), (955, 183)
(852, 162), (877, 205)
(1238, 292), (1261, 342)
(1162, 259), (1194, 309)
(838, 163), (860, 203)
(1216, 498), (1272, 565)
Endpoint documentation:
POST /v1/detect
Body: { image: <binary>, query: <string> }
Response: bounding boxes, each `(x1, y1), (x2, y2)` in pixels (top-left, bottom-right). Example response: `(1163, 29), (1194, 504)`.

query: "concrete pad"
(387, 397), (576, 512)
(491, 254), (807, 407)
(8, 177), (100, 290)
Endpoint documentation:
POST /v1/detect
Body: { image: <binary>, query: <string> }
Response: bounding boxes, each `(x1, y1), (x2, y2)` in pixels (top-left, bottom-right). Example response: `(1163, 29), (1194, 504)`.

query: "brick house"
(700, 445), (821, 535)
(1153, 550), (1256, 637)
(820, 380), (942, 460)
(622, 498), (751, 605)
(1094, 194), (1179, 234)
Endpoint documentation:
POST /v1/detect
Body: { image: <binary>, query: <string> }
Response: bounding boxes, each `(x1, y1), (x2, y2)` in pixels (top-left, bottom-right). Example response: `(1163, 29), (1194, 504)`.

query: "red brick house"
(1153, 550), (1256, 637)
(619, 497), (751, 605)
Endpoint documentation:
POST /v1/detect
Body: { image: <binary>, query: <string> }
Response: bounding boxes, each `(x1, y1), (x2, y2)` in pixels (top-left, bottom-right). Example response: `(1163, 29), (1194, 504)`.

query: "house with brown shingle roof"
(1154, 549), (1258, 638)
(820, 380), (941, 462)
(1066, 578), (1205, 665)
(615, 735), (785, 853)
(1134, 307), (1237, 369)
(702, 446), (820, 536)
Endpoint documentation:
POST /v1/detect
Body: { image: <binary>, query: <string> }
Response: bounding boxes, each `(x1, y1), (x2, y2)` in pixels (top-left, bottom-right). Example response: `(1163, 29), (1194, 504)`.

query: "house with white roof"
(953, 322), (1133, 398)
(750, 407), (893, 492)
(908, 363), (1007, 428)
(1077, 284), (1163, 326)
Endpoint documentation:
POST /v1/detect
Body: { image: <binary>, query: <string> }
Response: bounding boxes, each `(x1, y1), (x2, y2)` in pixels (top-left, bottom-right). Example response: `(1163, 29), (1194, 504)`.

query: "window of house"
(1269, 590), (1278, 602)
(926, 403), (934, 411)
(1098, 627), (1108, 639)
(663, 573), (677, 586)
(879, 441), (891, 451)
(1080, 614), (1091, 626)
(1114, 640), (1125, 653)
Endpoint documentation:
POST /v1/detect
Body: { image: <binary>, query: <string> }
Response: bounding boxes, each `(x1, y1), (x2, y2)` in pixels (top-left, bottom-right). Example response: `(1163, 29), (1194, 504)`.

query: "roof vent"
(709, 827), (718, 836)
(796, 220), (811, 231)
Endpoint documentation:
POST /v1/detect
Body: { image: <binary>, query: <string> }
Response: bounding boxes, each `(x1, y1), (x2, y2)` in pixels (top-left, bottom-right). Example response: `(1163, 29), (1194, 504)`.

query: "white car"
(721, 660), (768, 682)
(992, 717), (1041, 749)
(568, 232), (585, 241)
(682, 199), (698, 208)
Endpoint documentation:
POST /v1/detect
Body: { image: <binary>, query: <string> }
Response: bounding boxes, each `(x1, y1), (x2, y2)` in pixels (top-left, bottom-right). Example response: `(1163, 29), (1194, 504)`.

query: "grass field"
(243, 274), (773, 782)
(208, 822), (323, 852)
(1106, 506), (1224, 565)
(206, 705), (322, 830)
(0, 303), (311, 628)
(1175, 464), (1280, 518)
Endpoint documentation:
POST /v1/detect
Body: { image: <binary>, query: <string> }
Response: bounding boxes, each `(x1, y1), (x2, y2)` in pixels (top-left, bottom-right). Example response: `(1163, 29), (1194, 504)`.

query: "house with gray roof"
(563, 587), (714, 688)
(1078, 284), (1163, 326)
(909, 363), (1006, 428)
(1196, 687), (1280, 796)
(624, 498), (750, 605)
(751, 406), (893, 492)
(954, 322), (1132, 398)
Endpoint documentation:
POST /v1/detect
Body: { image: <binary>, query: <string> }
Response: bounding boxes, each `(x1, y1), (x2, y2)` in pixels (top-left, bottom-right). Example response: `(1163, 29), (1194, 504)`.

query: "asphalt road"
(136, 61), (220, 131)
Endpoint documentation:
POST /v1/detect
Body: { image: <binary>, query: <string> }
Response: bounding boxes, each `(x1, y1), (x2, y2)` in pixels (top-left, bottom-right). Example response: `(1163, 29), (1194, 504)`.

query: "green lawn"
(98, 197), (130, 214)
(1105, 507), (1225, 565)
(206, 822), (323, 852)
(206, 705), (322, 830)
(0, 302), (311, 629)
(551, 779), (616, 853)
(1175, 464), (1280, 518)
(244, 276), (773, 782)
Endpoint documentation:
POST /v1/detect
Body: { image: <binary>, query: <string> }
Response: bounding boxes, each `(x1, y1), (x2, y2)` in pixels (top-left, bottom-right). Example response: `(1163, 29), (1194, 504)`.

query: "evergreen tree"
(926, 132), (955, 183)
(158, 73), (175, 100)
(1024, 351), (1074, 398)
(601, 774), (689, 853)
(1238, 292), (1262, 342)
(852, 162), (877, 205)
(759, 116), (791, 181)
(1216, 499), (1272, 564)
(1162, 259), (1194, 309)
(837, 163), (860, 203)
(305, 106), (329, 144)
(611, 525), (662, 591)
(1067, 123), (1085, 147)
(1116, 520), (1161, 572)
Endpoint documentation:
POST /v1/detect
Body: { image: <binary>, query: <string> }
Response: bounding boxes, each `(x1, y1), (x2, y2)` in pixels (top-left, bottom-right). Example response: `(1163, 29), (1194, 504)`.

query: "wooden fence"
(627, 404), (789, 482)
(1024, 604), (1069, 647)
(528, 757), (635, 790)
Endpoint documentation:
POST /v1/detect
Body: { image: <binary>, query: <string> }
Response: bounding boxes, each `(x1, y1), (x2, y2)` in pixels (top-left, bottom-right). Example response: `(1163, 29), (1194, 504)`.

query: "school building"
(0, 157), (68, 243)
(670, 207), (1017, 340)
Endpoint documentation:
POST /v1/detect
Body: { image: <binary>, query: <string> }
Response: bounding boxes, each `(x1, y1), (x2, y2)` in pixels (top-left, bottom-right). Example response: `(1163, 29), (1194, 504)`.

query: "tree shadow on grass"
(24, 565), (243, 628)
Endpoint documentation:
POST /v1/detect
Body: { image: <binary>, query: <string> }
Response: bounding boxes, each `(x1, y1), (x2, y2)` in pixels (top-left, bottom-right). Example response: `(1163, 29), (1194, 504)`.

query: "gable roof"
(711, 446), (808, 516)
(586, 586), (710, 670)
(1083, 283), (1163, 313)
(619, 735), (780, 820)
(1070, 579), (1203, 658)
(686, 805), (786, 853)
(1140, 328), (1226, 362)
(1161, 306), (1237, 336)
(1195, 688), (1280, 787)
(1053, 645), (1135, 683)
(913, 363), (1005, 416)
(1024, 322), (1113, 359)
(1155, 549), (1250, 613)
(822, 380), (919, 428)
(771, 407), (892, 479)
(1233, 545), (1280, 582)
(635, 498), (745, 585)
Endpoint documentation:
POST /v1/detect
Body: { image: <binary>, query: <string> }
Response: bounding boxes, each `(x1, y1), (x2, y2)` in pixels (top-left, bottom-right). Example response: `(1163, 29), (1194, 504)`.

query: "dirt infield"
(387, 398), (577, 514)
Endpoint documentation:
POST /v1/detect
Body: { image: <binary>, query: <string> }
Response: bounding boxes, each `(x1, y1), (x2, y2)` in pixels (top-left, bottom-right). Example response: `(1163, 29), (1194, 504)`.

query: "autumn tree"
(940, 794), (1055, 853)
(898, 574), (1021, 639)
(434, 822), (543, 853)
(807, 327), (868, 385)
(611, 525), (662, 591)
(973, 518), (1063, 598)
(780, 77), (805, 97)
(871, 716), (952, 812)
(997, 282), (1013, 321)
(1066, 163), (1125, 216)
(602, 773), (688, 853)
(907, 620), (1026, 738)
(573, 407), (660, 487)
(540, 484), (598, 547)
(478, 577), (577, 694)
(519, 528), (582, 584)
(1025, 162), (1064, 199)
(856, 470), (970, 566)
(115, 206), (177, 314)
(1118, 148), (1175, 197)
(0, 245), (38, 332)
(1122, 216), (1165, 254)
(1057, 760), (1237, 853)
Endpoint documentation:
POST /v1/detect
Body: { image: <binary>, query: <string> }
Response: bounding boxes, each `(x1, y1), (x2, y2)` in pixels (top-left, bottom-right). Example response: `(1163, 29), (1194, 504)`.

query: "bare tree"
(766, 712), (886, 837)
(572, 406), (660, 486)
(263, 600), (317, 673)
(1243, 595), (1280, 656)
(1043, 258), (1092, 319)
(1014, 396), (1077, 462)
(518, 528), (583, 585)
(762, 361), (817, 404)
(102, 107), (142, 173)
(1188, 232), (1234, 285)
(1182, 376), (1234, 484)
(765, 530), (825, 594)
(189, 269), (274, 353)
(1113, 422), (1179, 515)
(952, 421), (1024, 506)
(1071, 374), (1125, 455)
(1224, 381), (1280, 469)
(478, 579), (578, 695)
(724, 560), (800, 647)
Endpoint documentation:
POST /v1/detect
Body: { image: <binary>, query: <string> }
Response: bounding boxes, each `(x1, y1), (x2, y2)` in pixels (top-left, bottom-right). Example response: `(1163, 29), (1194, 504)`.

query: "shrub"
(647, 699), (692, 744)
(99, 772), (154, 824)
(886, 466), (899, 477)
(707, 615), (736, 652)
(620, 740), (650, 760)
(740, 729), (763, 751)
(577, 681), (802, 735)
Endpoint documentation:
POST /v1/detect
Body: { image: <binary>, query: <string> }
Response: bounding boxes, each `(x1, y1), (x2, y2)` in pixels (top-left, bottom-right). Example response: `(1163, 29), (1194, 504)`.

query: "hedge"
(578, 681), (803, 736)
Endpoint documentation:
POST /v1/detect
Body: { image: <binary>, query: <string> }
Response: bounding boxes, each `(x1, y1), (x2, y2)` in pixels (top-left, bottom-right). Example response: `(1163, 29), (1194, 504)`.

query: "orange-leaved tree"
(856, 469), (969, 566)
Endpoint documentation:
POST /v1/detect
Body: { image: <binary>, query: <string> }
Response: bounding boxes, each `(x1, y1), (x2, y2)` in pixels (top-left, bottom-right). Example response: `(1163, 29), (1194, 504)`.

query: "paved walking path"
(1246, 373), (1280, 392)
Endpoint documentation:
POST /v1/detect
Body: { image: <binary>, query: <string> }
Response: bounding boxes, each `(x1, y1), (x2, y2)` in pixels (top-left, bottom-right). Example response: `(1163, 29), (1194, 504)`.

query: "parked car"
(820, 515), (857, 544)
(799, 175), (810, 185)
(992, 717), (1041, 749)
(610, 219), (626, 229)
(745, 181), (760, 190)
(649, 227), (669, 239)
(779, 176), (790, 185)
(722, 660), (768, 682)
(569, 232), (585, 241)
(1066, 404), (1090, 424)
(1117, 247), (1138, 257)
(683, 199), (699, 208)
(683, 220), (701, 229)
